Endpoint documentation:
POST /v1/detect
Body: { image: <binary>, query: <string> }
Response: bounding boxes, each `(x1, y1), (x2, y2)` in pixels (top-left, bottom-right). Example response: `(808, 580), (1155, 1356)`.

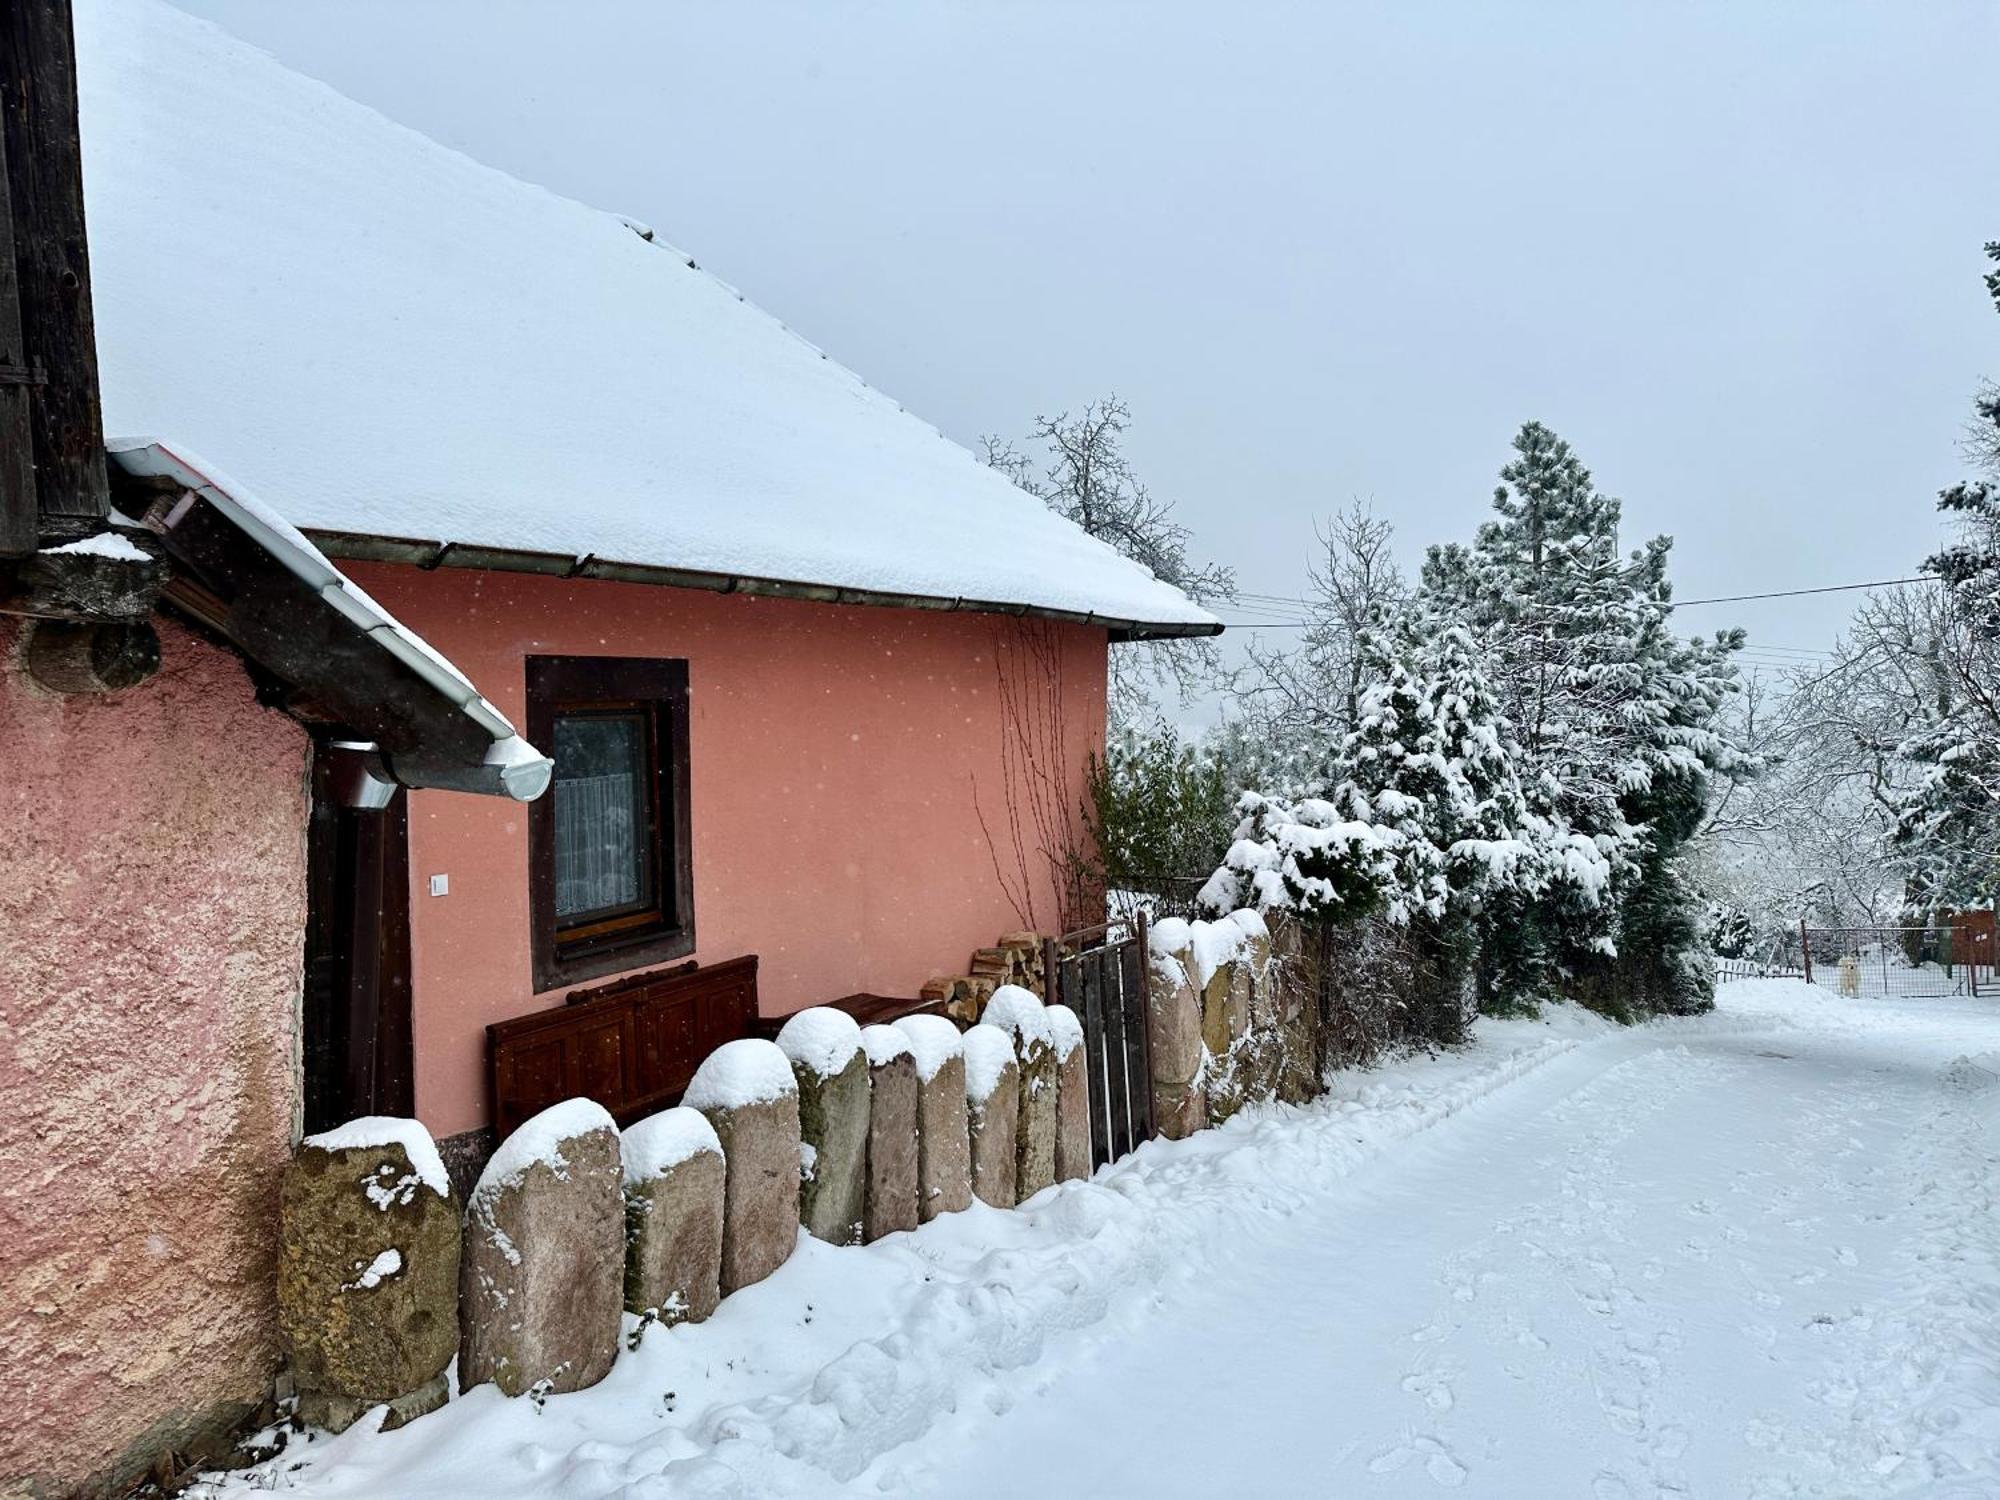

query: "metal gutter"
(305, 528), (1226, 643)
(107, 440), (553, 803)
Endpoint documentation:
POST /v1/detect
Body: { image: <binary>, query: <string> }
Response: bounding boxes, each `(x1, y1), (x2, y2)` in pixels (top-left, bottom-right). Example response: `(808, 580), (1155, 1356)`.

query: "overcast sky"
(176, 0), (1998, 679)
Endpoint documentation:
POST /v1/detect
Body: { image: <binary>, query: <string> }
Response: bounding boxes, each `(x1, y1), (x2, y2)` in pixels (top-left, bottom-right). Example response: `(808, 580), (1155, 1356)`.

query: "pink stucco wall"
(0, 618), (310, 1499)
(342, 565), (1110, 1142)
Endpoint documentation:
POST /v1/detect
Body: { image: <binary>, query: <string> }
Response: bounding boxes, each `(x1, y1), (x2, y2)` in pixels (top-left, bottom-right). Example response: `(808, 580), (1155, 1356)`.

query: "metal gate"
(1800, 923), (1990, 998)
(1044, 911), (1156, 1170)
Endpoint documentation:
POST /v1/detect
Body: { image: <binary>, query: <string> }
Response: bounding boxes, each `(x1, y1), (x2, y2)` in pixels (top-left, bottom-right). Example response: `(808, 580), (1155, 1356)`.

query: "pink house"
(0, 2), (1211, 1493)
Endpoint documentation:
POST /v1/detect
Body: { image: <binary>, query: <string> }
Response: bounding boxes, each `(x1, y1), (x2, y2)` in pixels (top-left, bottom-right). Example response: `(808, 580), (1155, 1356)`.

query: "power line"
(1212, 575), (1938, 630)
(1670, 577), (1937, 609)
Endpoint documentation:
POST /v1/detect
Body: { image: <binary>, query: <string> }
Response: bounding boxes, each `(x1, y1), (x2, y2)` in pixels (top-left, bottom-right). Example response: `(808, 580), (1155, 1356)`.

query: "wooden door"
(303, 743), (414, 1133)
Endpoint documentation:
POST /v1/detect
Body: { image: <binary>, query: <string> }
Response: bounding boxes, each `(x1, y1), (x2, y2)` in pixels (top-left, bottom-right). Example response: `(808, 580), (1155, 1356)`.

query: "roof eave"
(303, 528), (1225, 642)
(106, 442), (552, 802)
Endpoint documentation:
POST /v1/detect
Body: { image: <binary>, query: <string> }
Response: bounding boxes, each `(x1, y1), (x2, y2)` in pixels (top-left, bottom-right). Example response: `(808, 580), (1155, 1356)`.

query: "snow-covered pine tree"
(1895, 243), (2000, 909)
(1333, 627), (1451, 928)
(1421, 423), (1644, 851)
(1419, 422), (1749, 1016)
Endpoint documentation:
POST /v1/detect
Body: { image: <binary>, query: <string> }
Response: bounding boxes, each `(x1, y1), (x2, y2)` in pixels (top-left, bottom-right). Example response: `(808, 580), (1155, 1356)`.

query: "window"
(526, 656), (692, 990)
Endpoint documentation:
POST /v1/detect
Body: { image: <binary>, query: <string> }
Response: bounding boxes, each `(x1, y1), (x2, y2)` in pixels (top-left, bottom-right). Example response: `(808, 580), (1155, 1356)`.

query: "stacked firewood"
(917, 975), (994, 1026)
(922, 931), (1050, 1024)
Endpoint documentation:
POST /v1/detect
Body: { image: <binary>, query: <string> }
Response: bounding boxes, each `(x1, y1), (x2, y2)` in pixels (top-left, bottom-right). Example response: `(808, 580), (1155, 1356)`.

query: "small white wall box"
(428, 874), (449, 897)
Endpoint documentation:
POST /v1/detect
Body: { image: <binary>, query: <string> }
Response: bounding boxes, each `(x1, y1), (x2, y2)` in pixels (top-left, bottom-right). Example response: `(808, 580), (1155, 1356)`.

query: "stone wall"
(0, 618), (311, 1500)
(1147, 910), (1324, 1132)
(260, 926), (1327, 1457)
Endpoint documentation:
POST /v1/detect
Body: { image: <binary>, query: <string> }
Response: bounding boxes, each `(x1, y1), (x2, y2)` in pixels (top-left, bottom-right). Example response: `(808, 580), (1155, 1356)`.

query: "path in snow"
(202, 983), (2000, 1499)
(921, 991), (2000, 1499)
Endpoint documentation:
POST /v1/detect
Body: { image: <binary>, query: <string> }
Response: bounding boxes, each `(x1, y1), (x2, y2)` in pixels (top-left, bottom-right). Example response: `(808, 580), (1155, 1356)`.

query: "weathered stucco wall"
(342, 565), (1110, 1142)
(0, 618), (310, 1499)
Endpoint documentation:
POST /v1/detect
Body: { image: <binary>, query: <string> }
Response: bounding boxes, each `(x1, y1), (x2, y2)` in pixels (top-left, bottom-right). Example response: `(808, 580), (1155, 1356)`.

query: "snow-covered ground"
(203, 981), (2000, 1498)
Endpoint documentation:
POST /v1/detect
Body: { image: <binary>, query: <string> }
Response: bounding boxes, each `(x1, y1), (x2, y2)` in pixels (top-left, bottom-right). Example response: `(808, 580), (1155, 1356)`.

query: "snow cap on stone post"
(776, 1005), (865, 1079)
(983, 984), (1057, 1053)
(962, 1022), (1019, 1106)
(1044, 1004), (1085, 1060)
(894, 1013), (964, 1082)
(684, 1036), (798, 1111)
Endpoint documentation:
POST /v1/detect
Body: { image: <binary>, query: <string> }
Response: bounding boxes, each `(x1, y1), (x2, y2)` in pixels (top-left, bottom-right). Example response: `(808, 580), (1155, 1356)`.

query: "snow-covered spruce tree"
(1419, 422), (1749, 1017)
(1333, 628), (1450, 927)
(1409, 623), (1563, 1019)
(984, 397), (1234, 724)
(1326, 626), (1476, 1042)
(1705, 901), (1755, 960)
(1894, 243), (2000, 910)
(1198, 789), (1399, 926)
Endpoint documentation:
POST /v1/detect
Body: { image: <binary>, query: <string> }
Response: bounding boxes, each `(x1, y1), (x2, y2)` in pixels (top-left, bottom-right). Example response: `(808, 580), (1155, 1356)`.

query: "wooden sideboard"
(487, 954), (759, 1137)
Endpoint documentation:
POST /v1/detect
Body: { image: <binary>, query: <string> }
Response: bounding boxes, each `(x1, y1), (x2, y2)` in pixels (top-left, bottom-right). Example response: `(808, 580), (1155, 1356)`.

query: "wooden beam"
(22, 617), (159, 693)
(0, 0), (108, 539)
(0, 97), (35, 557)
(0, 537), (159, 619)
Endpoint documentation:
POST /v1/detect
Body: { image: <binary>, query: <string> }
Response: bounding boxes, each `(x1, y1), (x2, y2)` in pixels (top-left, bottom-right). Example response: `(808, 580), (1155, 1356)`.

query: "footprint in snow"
(1367, 1437), (1467, 1488)
(1401, 1371), (1455, 1412)
(1833, 1245), (1858, 1266)
(1599, 1398), (1645, 1436)
(1369, 1444), (1412, 1474)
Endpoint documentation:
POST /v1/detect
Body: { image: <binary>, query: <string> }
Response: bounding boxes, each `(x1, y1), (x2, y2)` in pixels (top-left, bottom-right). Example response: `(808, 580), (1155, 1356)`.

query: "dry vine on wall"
(972, 619), (1100, 934)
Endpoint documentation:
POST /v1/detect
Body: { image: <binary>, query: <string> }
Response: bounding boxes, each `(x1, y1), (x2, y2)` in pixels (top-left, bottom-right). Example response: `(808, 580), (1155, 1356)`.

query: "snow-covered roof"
(74, 0), (1219, 638)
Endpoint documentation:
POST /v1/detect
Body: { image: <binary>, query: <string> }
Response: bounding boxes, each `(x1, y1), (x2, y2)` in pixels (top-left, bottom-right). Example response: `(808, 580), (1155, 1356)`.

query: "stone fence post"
(858, 1025), (920, 1241)
(983, 985), (1057, 1202)
(1045, 1003), (1090, 1181)
(685, 1038), (801, 1294)
(278, 1117), (459, 1432)
(777, 1007), (871, 1246)
(459, 1099), (624, 1398)
(894, 1014), (972, 1220)
(622, 1106), (725, 1328)
(1144, 919), (1206, 1140)
(961, 1023), (1020, 1208)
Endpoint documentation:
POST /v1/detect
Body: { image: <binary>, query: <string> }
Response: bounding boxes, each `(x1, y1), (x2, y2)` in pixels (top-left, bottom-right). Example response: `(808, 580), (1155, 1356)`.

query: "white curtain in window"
(555, 770), (640, 917)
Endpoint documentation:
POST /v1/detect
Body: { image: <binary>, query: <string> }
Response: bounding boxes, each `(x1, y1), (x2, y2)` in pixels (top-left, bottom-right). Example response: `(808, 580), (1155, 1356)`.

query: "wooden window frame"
(527, 655), (694, 991)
